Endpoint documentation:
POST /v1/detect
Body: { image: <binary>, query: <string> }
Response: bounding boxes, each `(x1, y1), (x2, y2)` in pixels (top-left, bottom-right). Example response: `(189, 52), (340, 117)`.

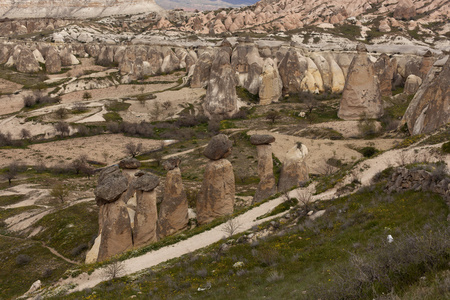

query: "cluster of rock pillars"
(86, 133), (309, 262)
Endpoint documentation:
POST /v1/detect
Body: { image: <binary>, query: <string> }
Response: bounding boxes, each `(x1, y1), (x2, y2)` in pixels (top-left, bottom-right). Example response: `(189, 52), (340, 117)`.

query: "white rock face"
(0, 0), (163, 19)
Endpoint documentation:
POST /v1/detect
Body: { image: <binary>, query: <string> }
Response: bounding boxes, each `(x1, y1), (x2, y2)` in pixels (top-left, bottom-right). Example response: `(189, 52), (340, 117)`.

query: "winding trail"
(44, 142), (449, 296)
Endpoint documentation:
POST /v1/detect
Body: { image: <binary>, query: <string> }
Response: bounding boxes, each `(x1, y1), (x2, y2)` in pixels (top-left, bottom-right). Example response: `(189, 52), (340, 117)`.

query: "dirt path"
(42, 142), (449, 296)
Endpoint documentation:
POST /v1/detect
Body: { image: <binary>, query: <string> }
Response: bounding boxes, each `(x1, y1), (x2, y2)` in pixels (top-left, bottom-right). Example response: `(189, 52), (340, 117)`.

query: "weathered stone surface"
(162, 158), (181, 171)
(133, 189), (158, 248)
(132, 172), (160, 192)
(259, 58), (282, 105)
(250, 134), (275, 145)
(95, 165), (128, 204)
(97, 199), (133, 261)
(338, 44), (383, 120)
(278, 143), (309, 192)
(404, 74), (422, 95)
(374, 53), (397, 97)
(203, 134), (233, 160)
(278, 49), (307, 94)
(190, 49), (214, 88)
(45, 47), (61, 74)
(204, 48), (239, 118)
(0, 44), (11, 64)
(197, 159), (235, 225)
(119, 158), (141, 169)
(401, 56), (450, 135)
(253, 144), (276, 203)
(158, 167), (189, 238)
(13, 46), (40, 73)
(0, 0), (163, 19)
(393, 0), (416, 20)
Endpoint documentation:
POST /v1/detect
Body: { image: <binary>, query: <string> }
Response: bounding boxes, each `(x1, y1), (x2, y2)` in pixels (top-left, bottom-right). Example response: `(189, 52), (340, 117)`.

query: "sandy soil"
(0, 184), (50, 209)
(0, 134), (175, 168)
(248, 129), (400, 174)
(0, 78), (22, 93)
(309, 120), (381, 138)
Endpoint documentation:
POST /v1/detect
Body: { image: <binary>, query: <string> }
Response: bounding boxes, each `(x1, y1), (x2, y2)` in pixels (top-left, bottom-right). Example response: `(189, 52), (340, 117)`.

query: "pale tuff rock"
(393, 0), (417, 20)
(404, 74), (422, 95)
(258, 58), (282, 105)
(374, 53), (398, 97)
(94, 166), (128, 204)
(45, 47), (62, 74)
(97, 197), (133, 261)
(251, 134), (277, 203)
(191, 49), (215, 88)
(133, 187), (159, 247)
(158, 167), (189, 238)
(338, 44), (383, 120)
(203, 47), (239, 118)
(231, 38), (264, 94)
(278, 49), (308, 94)
(197, 158), (235, 225)
(13, 46), (40, 73)
(278, 143), (309, 192)
(119, 158), (141, 170)
(326, 55), (346, 93)
(401, 56), (450, 135)
(0, 0), (163, 19)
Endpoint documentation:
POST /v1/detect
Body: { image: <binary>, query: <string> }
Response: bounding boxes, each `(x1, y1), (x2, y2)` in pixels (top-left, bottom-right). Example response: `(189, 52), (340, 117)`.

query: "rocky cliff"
(0, 0), (163, 19)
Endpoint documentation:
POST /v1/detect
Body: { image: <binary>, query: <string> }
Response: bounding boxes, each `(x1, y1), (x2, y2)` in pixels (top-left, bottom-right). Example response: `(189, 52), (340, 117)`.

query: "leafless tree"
(125, 142), (143, 158)
(297, 190), (312, 212)
(55, 121), (70, 137)
(102, 260), (125, 280)
(221, 216), (242, 237)
(161, 101), (172, 111)
(21, 128), (31, 140)
(266, 110), (281, 124)
(50, 183), (69, 203)
(72, 155), (88, 175)
(3, 161), (19, 186)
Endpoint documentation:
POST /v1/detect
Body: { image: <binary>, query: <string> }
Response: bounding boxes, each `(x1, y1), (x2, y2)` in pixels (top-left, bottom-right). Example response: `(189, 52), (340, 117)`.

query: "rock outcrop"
(258, 58), (282, 105)
(158, 158), (189, 238)
(197, 135), (235, 225)
(404, 74), (422, 95)
(119, 158), (141, 169)
(203, 134), (233, 160)
(132, 172), (160, 248)
(401, 56), (450, 135)
(374, 53), (397, 97)
(203, 46), (239, 118)
(0, 0), (163, 19)
(338, 44), (383, 120)
(251, 135), (277, 203)
(278, 143), (309, 192)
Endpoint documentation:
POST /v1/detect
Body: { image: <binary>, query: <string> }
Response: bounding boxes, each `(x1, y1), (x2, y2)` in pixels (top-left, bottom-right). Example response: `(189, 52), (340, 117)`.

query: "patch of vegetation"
(356, 146), (379, 158)
(63, 188), (449, 300)
(33, 202), (98, 260)
(0, 205), (41, 224)
(297, 127), (344, 140)
(418, 125), (450, 146)
(106, 101), (131, 112)
(329, 24), (361, 40)
(236, 86), (259, 103)
(395, 134), (425, 149)
(0, 236), (71, 300)
(103, 112), (123, 122)
(0, 194), (25, 206)
(442, 141), (450, 154)
(257, 198), (299, 220)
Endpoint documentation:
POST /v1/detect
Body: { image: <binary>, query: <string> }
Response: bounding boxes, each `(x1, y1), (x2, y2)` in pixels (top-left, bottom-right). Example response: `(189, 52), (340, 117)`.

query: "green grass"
(60, 188), (449, 300)
(0, 236), (71, 300)
(103, 112), (123, 122)
(32, 202), (99, 261)
(0, 194), (25, 206)
(0, 205), (41, 225)
(236, 86), (259, 103)
(106, 101), (131, 112)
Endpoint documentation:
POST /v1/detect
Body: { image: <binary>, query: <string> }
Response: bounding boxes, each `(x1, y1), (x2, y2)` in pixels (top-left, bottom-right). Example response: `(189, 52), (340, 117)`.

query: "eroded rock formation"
(338, 44), (383, 120)
(251, 134), (277, 203)
(197, 134), (235, 225)
(158, 158), (189, 238)
(278, 143), (309, 192)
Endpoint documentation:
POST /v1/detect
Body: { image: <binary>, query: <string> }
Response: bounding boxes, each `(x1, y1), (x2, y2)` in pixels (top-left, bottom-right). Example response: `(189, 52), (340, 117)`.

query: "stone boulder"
(132, 171), (160, 191)
(404, 74), (422, 95)
(94, 165), (128, 204)
(119, 158), (141, 169)
(158, 167), (189, 238)
(203, 134), (233, 160)
(197, 158), (235, 225)
(259, 58), (282, 105)
(97, 199), (133, 261)
(250, 134), (275, 145)
(45, 47), (61, 74)
(203, 48), (239, 118)
(401, 56), (450, 135)
(338, 44), (383, 120)
(278, 143), (309, 192)
(0, 44), (11, 64)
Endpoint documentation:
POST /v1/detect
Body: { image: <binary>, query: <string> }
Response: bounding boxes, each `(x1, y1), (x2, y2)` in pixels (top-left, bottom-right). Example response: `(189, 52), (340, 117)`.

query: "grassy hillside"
(60, 185), (449, 299)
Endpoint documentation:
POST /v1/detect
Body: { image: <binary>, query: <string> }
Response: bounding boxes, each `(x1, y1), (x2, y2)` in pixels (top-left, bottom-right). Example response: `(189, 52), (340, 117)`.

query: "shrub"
(23, 95), (36, 107)
(50, 183), (69, 203)
(442, 141), (450, 154)
(54, 121), (70, 137)
(125, 142), (143, 157)
(360, 146), (378, 158)
(266, 110), (281, 124)
(55, 107), (68, 119)
(16, 254), (32, 265)
(70, 243), (89, 257)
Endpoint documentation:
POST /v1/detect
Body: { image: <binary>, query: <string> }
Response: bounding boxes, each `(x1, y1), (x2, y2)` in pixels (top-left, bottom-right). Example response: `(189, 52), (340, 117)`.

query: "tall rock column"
(278, 143), (309, 192)
(338, 44), (383, 120)
(259, 58), (282, 105)
(132, 171), (160, 248)
(158, 158), (189, 238)
(197, 134), (235, 225)
(93, 165), (133, 262)
(250, 134), (277, 203)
